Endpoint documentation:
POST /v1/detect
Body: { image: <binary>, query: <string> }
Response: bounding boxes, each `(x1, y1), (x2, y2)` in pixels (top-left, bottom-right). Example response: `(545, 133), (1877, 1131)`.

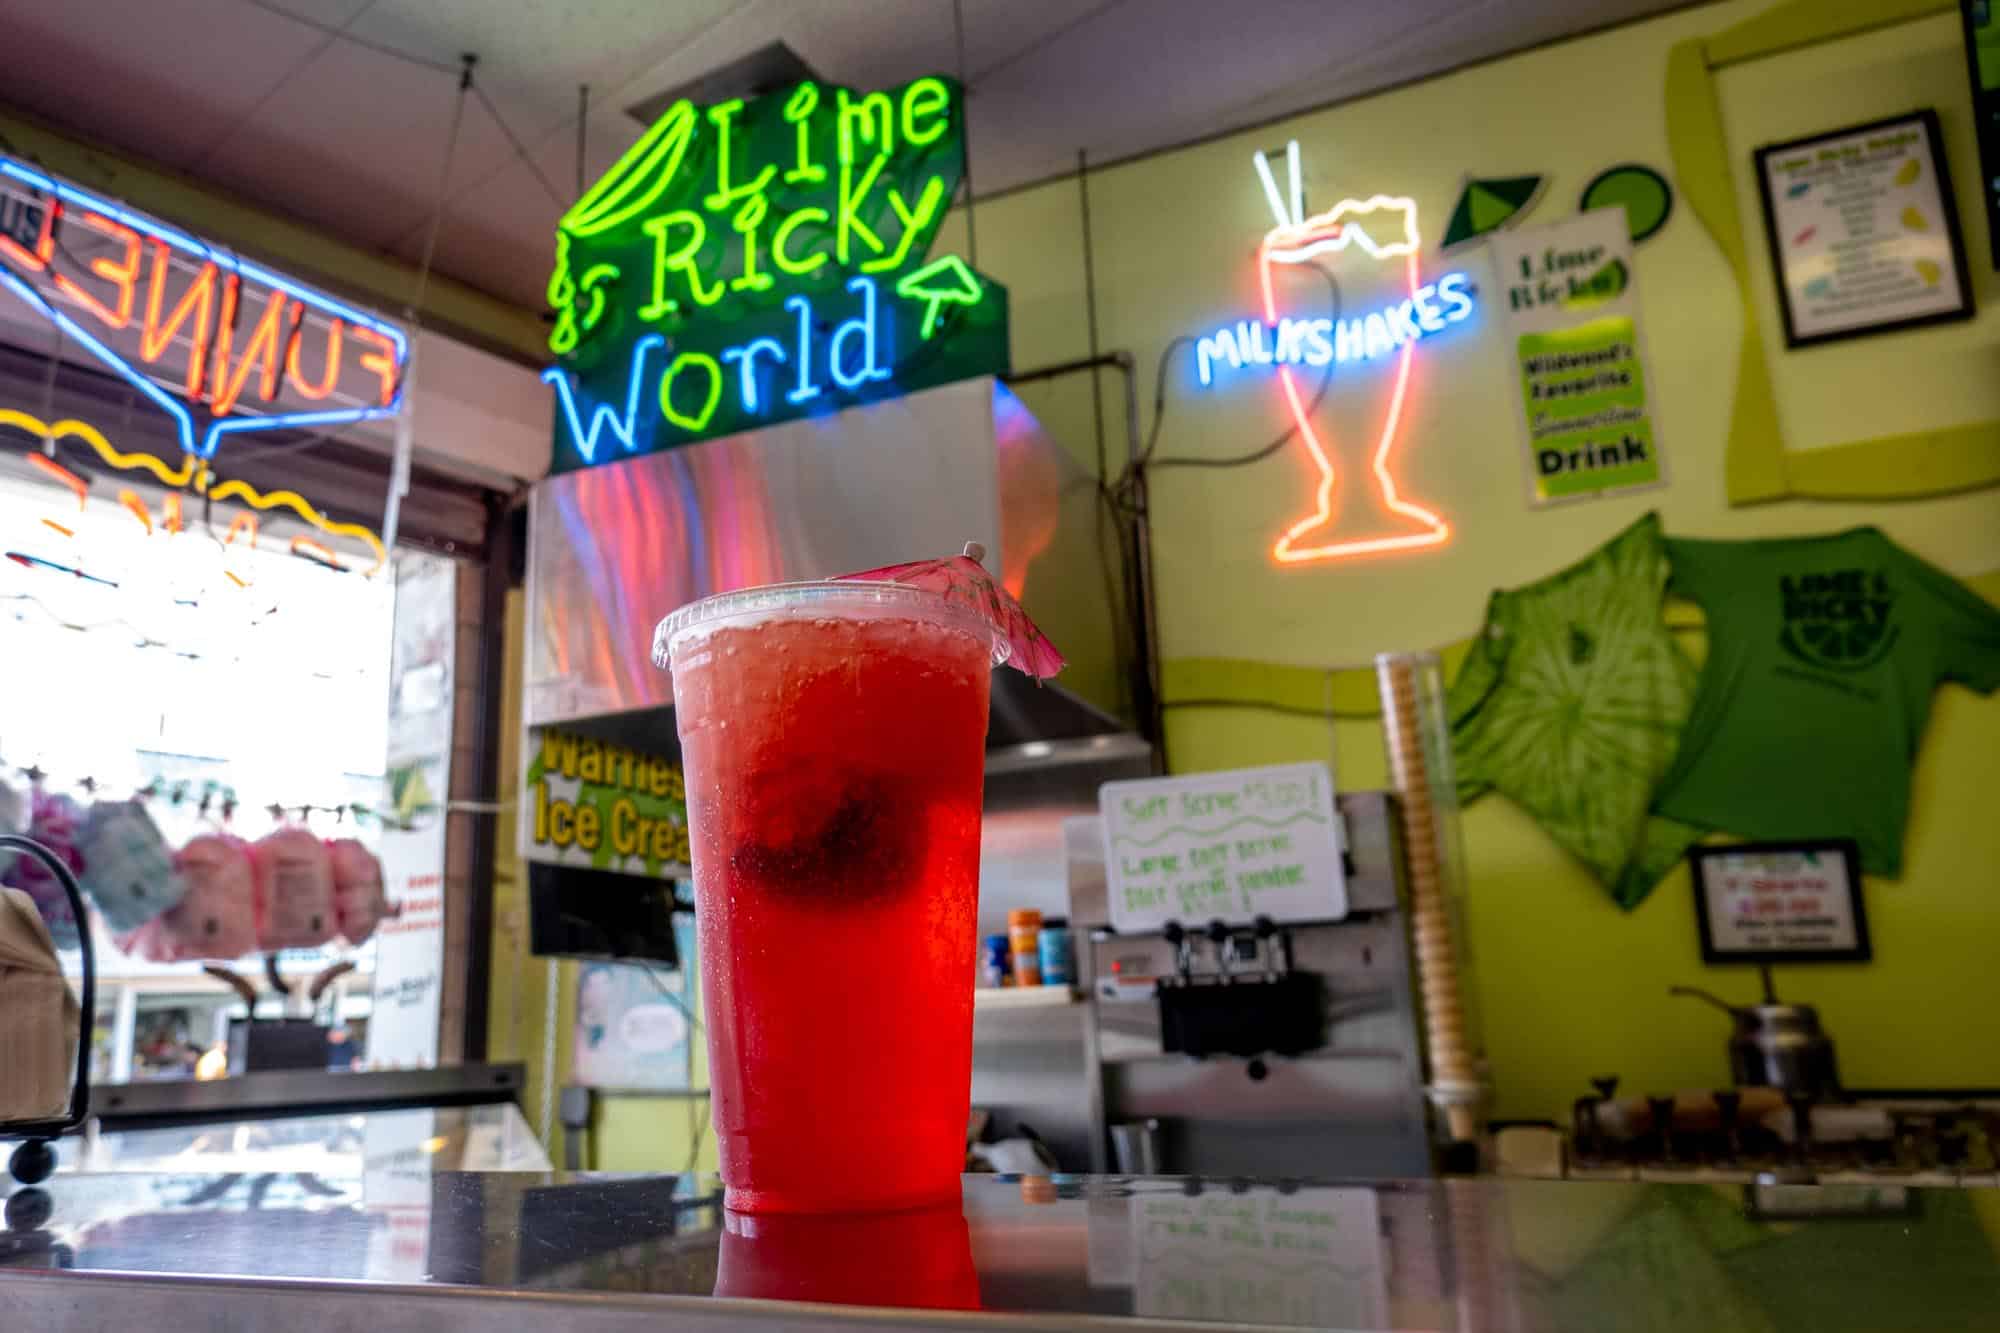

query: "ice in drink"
(660, 583), (993, 1213)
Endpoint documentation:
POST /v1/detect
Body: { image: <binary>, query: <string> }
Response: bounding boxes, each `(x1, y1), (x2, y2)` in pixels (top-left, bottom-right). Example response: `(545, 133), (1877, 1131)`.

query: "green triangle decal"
(1441, 174), (1547, 251)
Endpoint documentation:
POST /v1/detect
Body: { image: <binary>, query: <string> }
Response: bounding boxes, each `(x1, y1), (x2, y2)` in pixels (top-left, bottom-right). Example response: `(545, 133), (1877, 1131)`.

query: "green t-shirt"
(1653, 528), (2000, 876)
(1448, 513), (1705, 909)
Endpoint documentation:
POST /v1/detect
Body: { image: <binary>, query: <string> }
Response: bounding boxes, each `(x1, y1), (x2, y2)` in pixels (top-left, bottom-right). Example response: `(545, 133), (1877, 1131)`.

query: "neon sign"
(0, 157), (407, 461)
(1193, 142), (1475, 563)
(543, 76), (1008, 474)
(1, 409), (387, 575)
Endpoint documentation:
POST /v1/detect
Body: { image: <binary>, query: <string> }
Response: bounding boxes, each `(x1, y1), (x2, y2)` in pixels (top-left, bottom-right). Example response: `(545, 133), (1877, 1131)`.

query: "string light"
(118, 488), (152, 534)
(0, 766), (431, 832)
(28, 452), (88, 508)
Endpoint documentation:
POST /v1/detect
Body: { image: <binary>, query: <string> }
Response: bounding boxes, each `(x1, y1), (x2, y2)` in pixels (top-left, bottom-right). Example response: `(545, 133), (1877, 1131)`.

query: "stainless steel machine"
(1077, 791), (1432, 1178)
(967, 790), (1433, 1179)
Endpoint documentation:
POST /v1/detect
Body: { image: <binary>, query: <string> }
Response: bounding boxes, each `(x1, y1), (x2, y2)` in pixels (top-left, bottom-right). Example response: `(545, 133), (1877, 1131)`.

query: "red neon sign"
(0, 156), (408, 459)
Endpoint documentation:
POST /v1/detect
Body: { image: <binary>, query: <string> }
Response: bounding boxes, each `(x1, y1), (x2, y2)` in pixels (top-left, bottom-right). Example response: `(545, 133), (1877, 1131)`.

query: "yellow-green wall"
(497, 0), (2000, 1151)
(945, 0), (2000, 1123)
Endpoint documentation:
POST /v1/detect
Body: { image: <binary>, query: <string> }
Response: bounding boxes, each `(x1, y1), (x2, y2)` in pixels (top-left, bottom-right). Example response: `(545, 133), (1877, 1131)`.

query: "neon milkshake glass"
(656, 582), (994, 1213)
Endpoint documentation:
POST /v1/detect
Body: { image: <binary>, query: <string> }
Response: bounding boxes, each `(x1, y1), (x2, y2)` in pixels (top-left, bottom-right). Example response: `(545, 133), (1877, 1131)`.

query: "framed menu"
(1753, 110), (1974, 347)
(1689, 839), (1870, 964)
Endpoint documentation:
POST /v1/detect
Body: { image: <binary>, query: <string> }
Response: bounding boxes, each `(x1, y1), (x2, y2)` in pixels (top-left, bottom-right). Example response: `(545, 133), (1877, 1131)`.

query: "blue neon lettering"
(1437, 271), (1474, 323)
(721, 336), (788, 412)
(784, 295), (822, 404)
(1335, 318), (1367, 363)
(541, 334), (663, 463)
(1274, 318), (1307, 364)
(1187, 272), (1475, 387)
(1197, 328), (1240, 385)
(1412, 284), (1444, 333)
(1303, 319), (1333, 367)
(829, 276), (890, 389)
(1386, 300), (1421, 346)
(1362, 312), (1393, 359)
(1252, 321), (1273, 364)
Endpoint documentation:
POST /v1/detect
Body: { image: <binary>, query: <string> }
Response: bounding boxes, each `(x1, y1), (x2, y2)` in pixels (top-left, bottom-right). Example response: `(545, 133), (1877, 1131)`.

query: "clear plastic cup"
(656, 582), (994, 1213)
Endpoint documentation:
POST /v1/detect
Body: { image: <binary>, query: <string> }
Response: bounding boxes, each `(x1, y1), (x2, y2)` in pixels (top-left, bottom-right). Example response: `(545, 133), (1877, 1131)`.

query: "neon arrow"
(896, 255), (983, 339)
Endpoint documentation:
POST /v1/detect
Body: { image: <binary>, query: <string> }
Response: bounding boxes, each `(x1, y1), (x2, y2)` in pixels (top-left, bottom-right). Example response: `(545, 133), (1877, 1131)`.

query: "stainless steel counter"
(5, 1167), (1998, 1330)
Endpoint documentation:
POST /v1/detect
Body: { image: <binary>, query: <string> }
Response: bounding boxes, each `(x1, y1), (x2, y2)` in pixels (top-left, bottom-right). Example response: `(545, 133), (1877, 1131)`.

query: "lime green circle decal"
(1580, 165), (1673, 243)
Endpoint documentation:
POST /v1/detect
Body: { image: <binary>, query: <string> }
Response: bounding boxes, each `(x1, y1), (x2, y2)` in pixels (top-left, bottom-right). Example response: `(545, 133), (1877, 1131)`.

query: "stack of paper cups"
(1376, 651), (1486, 1143)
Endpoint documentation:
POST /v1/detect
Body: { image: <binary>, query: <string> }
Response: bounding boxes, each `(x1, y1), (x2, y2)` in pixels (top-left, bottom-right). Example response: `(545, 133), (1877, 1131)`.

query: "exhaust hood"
(523, 377), (1145, 765)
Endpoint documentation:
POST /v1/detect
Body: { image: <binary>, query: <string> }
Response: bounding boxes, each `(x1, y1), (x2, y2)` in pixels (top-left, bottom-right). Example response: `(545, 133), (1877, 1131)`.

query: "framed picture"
(1753, 109), (1975, 347)
(1689, 839), (1870, 964)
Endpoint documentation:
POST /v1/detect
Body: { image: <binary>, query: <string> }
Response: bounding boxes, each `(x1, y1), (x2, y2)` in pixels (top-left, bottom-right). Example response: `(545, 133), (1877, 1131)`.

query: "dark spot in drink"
(730, 776), (922, 903)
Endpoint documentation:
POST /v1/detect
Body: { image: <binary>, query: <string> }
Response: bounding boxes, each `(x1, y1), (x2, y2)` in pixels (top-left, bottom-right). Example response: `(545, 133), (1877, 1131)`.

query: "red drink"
(659, 583), (992, 1213)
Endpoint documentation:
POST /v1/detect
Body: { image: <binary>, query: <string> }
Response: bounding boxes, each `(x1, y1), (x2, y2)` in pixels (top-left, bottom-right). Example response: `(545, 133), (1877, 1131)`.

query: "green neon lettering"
(837, 153), (889, 265)
(837, 87), (894, 164)
(861, 174), (947, 274)
(562, 100), (697, 237)
(773, 208), (830, 277)
(784, 82), (826, 186)
(731, 196), (774, 294)
(547, 234), (578, 353)
(640, 210), (722, 319)
(579, 264), (619, 335)
(703, 98), (776, 212)
(901, 78), (951, 147)
(659, 352), (723, 432)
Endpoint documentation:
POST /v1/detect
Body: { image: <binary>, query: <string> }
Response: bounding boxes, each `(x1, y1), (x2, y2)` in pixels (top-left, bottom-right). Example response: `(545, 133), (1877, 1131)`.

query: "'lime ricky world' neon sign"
(542, 76), (1008, 473)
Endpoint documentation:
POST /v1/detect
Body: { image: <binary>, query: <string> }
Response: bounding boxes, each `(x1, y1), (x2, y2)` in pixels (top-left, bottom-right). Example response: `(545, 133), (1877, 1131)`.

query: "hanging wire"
(951, 0), (977, 267)
(242, 0), (459, 72)
(409, 55), (477, 321)
(188, 0), (383, 171)
(575, 85), (590, 199)
(472, 83), (568, 209)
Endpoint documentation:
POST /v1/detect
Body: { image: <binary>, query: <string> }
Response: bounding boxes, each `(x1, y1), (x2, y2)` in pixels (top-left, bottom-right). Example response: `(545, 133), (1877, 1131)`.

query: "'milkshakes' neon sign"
(0, 157), (408, 461)
(542, 77), (1008, 474)
(1193, 142), (1476, 563)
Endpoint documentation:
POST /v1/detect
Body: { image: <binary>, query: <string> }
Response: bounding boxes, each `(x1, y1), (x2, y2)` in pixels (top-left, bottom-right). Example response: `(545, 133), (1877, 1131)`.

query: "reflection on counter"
(9, 1170), (2000, 1330)
(53, 1103), (551, 1176)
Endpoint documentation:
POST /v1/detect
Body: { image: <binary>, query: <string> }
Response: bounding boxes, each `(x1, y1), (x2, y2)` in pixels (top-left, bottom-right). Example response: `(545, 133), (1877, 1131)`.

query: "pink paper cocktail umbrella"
(835, 542), (1065, 680)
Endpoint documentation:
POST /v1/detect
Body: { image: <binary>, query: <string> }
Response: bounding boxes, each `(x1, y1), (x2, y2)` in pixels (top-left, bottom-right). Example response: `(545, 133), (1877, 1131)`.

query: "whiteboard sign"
(1099, 762), (1344, 933)
(1132, 1187), (1387, 1329)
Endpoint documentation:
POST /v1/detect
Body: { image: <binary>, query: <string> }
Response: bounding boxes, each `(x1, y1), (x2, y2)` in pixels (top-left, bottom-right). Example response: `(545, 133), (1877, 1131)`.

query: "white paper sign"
(1132, 1187), (1387, 1329)
(1491, 208), (1666, 505)
(1099, 762), (1344, 933)
(1757, 113), (1970, 344)
(1696, 843), (1866, 960)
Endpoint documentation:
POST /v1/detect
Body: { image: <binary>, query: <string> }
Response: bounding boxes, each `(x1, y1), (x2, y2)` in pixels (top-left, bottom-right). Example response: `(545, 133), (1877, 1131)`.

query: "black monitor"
(1967, 0), (2000, 268)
